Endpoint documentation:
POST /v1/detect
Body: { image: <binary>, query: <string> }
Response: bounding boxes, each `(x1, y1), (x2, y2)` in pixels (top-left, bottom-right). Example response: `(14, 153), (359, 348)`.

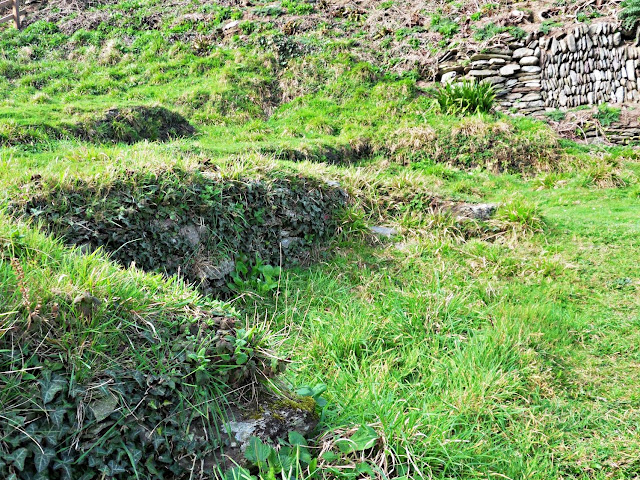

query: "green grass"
(239, 168), (640, 479)
(2, 3), (640, 479)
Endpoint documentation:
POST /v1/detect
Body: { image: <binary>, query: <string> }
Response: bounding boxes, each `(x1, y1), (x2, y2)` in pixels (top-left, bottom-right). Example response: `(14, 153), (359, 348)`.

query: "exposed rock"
(513, 47), (534, 59)
(214, 395), (319, 471)
(519, 56), (539, 66)
(468, 69), (498, 77)
(370, 226), (398, 238)
(441, 71), (458, 83)
(453, 203), (498, 221)
(500, 64), (521, 75)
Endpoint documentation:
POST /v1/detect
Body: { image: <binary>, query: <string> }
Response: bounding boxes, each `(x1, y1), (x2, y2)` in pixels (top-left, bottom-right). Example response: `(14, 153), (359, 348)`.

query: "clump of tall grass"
(433, 80), (496, 115)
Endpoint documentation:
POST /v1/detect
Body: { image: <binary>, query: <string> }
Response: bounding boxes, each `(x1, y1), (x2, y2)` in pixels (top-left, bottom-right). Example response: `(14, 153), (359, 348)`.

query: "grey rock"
(521, 66), (542, 73)
(441, 71), (458, 83)
(468, 69), (497, 77)
(519, 56), (539, 66)
(500, 64), (521, 75)
(470, 53), (511, 61)
(453, 203), (498, 221)
(482, 76), (507, 85)
(179, 224), (204, 248)
(513, 47), (535, 59)
(195, 259), (235, 281)
(219, 397), (318, 470)
(370, 226), (398, 238)
(567, 34), (577, 52)
(627, 60), (636, 81)
(280, 237), (300, 249)
(222, 20), (240, 31)
(522, 92), (542, 101)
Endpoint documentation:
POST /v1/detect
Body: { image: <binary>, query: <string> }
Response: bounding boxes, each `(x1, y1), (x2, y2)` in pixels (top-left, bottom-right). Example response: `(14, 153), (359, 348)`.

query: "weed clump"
(433, 80), (496, 116)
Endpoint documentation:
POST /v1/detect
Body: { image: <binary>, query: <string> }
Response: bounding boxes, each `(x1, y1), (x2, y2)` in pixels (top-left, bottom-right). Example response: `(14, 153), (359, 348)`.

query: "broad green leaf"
(235, 352), (249, 364)
(34, 447), (55, 473)
(320, 451), (339, 462)
(288, 431), (307, 447)
(336, 425), (379, 454)
(9, 448), (29, 471)
(356, 461), (376, 475)
(295, 386), (314, 397)
(40, 374), (67, 404)
(244, 436), (272, 463)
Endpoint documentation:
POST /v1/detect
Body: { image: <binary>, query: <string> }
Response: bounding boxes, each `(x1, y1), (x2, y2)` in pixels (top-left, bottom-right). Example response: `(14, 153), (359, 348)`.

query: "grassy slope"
(253, 166), (640, 479)
(1, 1), (640, 478)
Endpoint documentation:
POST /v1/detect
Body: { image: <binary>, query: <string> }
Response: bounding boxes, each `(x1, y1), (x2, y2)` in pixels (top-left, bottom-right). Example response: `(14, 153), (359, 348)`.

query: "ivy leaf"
(53, 458), (73, 480)
(34, 447), (55, 472)
(50, 408), (67, 428)
(244, 436), (271, 463)
(108, 460), (127, 475)
(40, 373), (67, 404)
(8, 448), (29, 471)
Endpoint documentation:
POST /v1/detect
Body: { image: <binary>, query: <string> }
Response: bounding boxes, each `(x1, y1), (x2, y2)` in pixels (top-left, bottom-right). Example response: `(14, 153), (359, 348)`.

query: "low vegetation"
(1, 0), (640, 479)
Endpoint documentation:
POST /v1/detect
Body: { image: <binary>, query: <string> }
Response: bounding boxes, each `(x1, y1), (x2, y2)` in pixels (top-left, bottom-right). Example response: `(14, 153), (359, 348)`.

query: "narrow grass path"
(243, 165), (640, 479)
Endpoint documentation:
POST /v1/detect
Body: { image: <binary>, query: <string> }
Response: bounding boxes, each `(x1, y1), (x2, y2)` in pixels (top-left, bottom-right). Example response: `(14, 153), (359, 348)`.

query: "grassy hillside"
(1, 0), (640, 479)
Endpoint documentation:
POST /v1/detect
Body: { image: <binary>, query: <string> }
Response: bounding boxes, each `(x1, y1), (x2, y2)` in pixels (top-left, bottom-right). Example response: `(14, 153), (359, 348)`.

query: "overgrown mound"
(0, 106), (193, 148)
(84, 106), (195, 144)
(11, 168), (347, 294)
(0, 220), (316, 479)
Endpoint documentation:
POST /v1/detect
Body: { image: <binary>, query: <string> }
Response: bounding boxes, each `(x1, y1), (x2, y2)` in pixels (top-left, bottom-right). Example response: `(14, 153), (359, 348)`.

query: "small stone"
(453, 203), (497, 221)
(513, 47), (535, 59)
(567, 34), (577, 52)
(370, 226), (397, 238)
(519, 56), (539, 66)
(482, 76), (507, 85)
(499, 64), (521, 75)
(468, 69), (498, 78)
(627, 60), (636, 81)
(222, 20), (240, 31)
(521, 66), (542, 73)
(441, 71), (458, 83)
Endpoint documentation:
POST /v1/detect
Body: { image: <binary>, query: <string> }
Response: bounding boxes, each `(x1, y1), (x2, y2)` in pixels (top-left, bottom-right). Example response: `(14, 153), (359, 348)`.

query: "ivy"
(12, 168), (347, 296)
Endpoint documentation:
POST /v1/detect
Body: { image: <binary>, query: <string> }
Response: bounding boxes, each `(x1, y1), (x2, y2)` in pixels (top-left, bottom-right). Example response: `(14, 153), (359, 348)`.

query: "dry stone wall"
(541, 23), (640, 108)
(439, 22), (640, 115)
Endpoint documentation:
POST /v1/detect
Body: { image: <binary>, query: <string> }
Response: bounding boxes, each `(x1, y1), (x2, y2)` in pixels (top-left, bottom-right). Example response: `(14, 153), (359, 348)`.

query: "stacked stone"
(459, 34), (545, 114)
(540, 23), (640, 109)
(603, 124), (640, 144)
(500, 39), (544, 114)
